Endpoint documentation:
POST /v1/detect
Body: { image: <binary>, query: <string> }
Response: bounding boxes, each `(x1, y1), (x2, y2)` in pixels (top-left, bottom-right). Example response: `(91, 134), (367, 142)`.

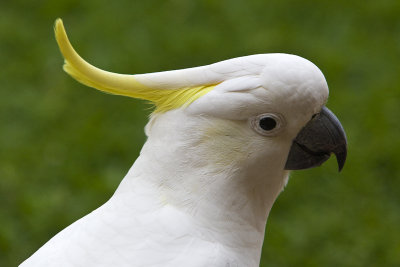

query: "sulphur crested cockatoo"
(21, 19), (347, 267)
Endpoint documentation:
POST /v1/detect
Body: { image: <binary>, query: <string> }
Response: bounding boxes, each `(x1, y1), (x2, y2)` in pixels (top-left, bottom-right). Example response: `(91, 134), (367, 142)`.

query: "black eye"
(259, 116), (277, 131)
(250, 113), (285, 136)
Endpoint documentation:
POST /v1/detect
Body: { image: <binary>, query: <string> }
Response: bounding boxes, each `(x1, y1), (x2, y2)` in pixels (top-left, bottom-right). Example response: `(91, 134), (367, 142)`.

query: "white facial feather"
(186, 54), (328, 128)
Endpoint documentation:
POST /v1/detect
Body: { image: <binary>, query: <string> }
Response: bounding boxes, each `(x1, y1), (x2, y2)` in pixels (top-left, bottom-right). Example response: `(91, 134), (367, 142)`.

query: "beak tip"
(338, 164), (344, 172)
(335, 150), (347, 172)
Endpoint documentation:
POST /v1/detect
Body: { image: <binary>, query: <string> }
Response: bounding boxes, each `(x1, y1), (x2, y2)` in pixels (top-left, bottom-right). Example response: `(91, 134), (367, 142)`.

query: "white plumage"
(20, 19), (346, 267)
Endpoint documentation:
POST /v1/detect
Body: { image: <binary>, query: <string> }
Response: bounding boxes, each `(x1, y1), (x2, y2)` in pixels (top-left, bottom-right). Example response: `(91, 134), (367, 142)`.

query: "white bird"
(20, 19), (347, 267)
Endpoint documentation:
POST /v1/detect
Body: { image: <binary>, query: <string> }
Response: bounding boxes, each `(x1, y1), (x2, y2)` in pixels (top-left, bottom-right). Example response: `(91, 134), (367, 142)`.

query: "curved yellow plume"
(54, 18), (215, 113)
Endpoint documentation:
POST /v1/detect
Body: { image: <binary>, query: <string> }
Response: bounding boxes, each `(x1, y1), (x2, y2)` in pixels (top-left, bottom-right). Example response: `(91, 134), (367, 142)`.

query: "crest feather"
(54, 18), (215, 113)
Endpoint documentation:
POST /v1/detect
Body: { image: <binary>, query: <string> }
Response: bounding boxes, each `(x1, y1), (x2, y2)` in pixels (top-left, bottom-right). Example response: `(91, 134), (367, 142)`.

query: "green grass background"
(1, 0), (399, 266)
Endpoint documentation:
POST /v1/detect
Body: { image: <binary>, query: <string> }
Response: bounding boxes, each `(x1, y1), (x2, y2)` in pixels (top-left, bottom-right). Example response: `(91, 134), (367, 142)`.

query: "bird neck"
(113, 110), (290, 257)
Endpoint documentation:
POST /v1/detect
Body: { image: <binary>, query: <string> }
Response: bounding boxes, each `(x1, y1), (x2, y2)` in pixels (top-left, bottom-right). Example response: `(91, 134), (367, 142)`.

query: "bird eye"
(259, 116), (277, 131)
(250, 113), (285, 136)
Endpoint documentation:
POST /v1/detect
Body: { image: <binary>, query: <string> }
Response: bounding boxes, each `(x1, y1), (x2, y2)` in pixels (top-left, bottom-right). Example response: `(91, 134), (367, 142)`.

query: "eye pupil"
(259, 117), (277, 131)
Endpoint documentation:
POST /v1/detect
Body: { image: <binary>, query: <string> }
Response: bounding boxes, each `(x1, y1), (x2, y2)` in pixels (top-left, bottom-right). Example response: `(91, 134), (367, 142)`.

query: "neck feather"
(113, 110), (289, 256)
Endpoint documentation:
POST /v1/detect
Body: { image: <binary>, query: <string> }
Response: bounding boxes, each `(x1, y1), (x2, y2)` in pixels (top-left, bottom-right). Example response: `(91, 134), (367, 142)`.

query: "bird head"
(54, 19), (347, 187)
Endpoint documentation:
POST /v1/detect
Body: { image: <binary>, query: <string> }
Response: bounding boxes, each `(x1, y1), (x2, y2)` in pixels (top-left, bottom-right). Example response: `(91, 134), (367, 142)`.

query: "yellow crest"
(55, 19), (215, 113)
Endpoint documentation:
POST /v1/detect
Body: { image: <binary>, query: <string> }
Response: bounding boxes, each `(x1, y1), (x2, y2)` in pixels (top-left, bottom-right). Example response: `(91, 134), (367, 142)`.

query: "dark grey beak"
(284, 106), (347, 171)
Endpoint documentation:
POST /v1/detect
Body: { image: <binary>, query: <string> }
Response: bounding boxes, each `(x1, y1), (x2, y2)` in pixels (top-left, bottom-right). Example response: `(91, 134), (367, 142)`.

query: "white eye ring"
(249, 113), (286, 136)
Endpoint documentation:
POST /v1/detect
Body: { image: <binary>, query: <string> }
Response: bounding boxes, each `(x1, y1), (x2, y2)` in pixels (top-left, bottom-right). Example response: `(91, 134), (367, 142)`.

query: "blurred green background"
(1, 0), (399, 266)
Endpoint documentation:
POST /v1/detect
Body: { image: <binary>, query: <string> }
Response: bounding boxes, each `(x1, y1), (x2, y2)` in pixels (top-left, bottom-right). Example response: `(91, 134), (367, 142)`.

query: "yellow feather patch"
(54, 18), (216, 113)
